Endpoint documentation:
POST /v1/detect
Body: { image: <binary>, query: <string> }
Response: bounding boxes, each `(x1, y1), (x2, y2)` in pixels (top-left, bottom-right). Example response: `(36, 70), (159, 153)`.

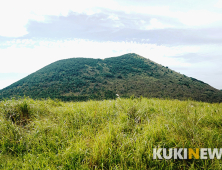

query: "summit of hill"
(1, 53), (222, 102)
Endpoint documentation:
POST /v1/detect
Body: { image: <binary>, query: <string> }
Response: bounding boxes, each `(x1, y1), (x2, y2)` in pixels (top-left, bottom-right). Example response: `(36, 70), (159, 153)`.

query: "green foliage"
(117, 75), (122, 79)
(105, 90), (117, 100)
(3, 100), (31, 126)
(0, 98), (222, 169)
(0, 53), (222, 103)
(130, 94), (135, 100)
(103, 72), (114, 78)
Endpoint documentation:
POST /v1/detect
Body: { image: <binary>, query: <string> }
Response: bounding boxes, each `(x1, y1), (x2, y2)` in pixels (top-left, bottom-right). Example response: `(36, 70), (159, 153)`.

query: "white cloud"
(123, 6), (222, 28)
(177, 10), (222, 27)
(108, 14), (119, 21)
(215, 0), (222, 8)
(1, 0), (222, 37)
(0, 0), (118, 37)
(145, 18), (174, 30)
(0, 1), (29, 37)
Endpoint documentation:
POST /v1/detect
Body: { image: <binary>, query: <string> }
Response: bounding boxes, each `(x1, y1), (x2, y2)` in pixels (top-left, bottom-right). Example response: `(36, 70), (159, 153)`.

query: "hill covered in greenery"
(0, 53), (222, 102)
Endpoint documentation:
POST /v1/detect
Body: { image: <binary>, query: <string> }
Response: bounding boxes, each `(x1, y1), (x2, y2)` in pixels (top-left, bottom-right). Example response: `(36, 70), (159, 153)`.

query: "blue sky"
(1, 0), (222, 90)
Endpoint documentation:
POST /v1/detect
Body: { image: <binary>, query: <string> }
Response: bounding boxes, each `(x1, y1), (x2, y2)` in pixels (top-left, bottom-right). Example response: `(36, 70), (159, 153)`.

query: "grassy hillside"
(1, 53), (222, 103)
(0, 97), (222, 169)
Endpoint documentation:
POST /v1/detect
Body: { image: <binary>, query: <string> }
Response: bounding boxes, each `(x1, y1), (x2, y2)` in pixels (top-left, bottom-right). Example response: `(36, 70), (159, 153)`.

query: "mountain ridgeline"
(0, 53), (222, 102)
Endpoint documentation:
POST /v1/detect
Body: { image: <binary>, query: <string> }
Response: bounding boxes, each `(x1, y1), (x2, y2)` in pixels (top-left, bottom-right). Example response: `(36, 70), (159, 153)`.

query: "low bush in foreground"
(0, 97), (222, 169)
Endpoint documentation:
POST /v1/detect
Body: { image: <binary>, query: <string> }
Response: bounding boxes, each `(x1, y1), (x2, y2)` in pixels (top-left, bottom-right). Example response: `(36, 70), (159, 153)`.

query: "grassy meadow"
(0, 97), (222, 169)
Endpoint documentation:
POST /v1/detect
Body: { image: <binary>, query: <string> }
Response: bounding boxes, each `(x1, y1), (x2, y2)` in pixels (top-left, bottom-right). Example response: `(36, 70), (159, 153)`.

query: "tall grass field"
(0, 97), (222, 169)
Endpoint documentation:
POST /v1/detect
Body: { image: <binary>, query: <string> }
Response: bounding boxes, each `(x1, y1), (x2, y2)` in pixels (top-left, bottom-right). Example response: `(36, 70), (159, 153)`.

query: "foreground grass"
(0, 97), (222, 169)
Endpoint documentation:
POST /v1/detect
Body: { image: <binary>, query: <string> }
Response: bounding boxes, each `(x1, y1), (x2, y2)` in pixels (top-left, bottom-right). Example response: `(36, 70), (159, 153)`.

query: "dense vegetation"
(0, 97), (222, 169)
(0, 53), (222, 103)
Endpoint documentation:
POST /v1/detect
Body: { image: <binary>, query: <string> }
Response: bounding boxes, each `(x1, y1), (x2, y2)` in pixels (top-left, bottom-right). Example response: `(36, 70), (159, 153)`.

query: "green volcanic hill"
(0, 53), (222, 102)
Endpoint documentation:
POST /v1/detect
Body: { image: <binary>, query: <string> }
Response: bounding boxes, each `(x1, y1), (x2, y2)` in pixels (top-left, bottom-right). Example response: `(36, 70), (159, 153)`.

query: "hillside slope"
(0, 53), (222, 102)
